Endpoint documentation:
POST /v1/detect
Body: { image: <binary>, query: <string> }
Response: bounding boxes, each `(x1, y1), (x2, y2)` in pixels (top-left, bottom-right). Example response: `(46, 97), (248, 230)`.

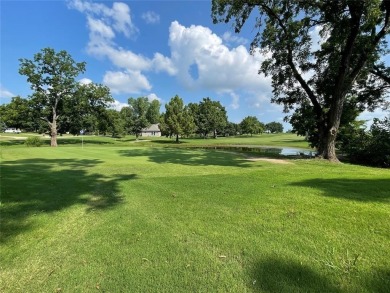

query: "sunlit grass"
(1, 145), (389, 292)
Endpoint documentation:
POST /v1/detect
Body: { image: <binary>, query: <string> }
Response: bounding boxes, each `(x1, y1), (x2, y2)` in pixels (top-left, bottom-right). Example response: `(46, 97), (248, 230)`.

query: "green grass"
(1, 141), (389, 292)
(0, 132), (312, 149)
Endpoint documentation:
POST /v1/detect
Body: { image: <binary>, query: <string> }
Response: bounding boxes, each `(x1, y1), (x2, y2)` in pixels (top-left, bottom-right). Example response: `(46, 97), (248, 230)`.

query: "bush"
(338, 116), (390, 168)
(25, 136), (42, 147)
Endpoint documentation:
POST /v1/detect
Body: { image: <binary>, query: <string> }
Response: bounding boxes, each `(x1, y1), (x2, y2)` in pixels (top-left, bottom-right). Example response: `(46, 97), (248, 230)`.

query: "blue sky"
(1, 1), (389, 129)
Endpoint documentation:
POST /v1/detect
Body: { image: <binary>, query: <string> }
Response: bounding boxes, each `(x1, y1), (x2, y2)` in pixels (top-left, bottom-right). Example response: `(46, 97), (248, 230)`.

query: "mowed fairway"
(1, 145), (389, 292)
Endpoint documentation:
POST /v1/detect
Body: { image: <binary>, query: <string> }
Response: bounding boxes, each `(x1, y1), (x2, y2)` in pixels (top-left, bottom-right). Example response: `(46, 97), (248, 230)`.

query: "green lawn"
(0, 132), (312, 149)
(1, 142), (389, 292)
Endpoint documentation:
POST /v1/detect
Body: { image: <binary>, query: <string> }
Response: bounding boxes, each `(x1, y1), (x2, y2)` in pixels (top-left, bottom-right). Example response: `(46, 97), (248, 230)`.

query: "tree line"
(0, 48), (283, 146)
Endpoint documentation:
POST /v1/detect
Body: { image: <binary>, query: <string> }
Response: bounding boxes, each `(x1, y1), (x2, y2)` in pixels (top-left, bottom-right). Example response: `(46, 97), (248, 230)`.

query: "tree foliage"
(60, 83), (113, 135)
(162, 95), (195, 142)
(198, 97), (228, 138)
(125, 97), (162, 138)
(19, 47), (87, 146)
(265, 121), (283, 133)
(212, 0), (390, 162)
(146, 99), (161, 124)
(0, 96), (31, 130)
(338, 115), (390, 167)
(240, 116), (264, 136)
(127, 97), (151, 138)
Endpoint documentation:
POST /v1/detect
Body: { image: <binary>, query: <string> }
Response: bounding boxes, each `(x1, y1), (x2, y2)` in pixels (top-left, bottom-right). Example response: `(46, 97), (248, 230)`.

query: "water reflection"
(188, 146), (317, 157)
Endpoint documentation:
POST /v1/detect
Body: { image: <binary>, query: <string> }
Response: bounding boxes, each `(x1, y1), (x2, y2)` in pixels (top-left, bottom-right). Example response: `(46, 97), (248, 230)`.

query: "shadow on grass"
(0, 158), (137, 243)
(117, 147), (255, 168)
(0, 140), (47, 147)
(57, 138), (115, 145)
(251, 259), (390, 293)
(250, 257), (341, 293)
(149, 140), (189, 145)
(367, 268), (390, 293)
(290, 178), (390, 202)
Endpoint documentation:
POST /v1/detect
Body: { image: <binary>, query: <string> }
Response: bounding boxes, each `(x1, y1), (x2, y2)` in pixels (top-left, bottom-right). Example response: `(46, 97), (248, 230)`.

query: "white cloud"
(78, 78), (93, 85)
(152, 53), (177, 75)
(87, 16), (115, 40)
(168, 21), (271, 94)
(142, 11), (160, 24)
(0, 85), (15, 99)
(70, 3), (272, 107)
(222, 31), (248, 46)
(146, 93), (161, 102)
(68, 0), (137, 38)
(109, 99), (129, 111)
(103, 70), (151, 94)
(111, 2), (137, 38)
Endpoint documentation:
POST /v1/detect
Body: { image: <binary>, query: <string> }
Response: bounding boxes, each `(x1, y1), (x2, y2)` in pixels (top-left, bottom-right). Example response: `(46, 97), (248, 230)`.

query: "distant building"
(141, 124), (161, 137)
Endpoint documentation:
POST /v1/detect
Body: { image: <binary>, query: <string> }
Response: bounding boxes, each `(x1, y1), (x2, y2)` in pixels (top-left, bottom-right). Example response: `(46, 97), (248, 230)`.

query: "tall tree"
(212, 0), (390, 161)
(19, 47), (86, 146)
(163, 95), (194, 143)
(128, 97), (150, 139)
(198, 97), (228, 138)
(146, 99), (161, 124)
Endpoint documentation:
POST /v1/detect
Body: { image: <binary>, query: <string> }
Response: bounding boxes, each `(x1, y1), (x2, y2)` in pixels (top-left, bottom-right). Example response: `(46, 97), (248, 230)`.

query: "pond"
(189, 145), (317, 157)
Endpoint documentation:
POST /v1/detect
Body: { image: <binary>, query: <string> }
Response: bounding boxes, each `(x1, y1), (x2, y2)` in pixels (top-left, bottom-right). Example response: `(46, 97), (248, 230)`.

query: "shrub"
(338, 116), (390, 168)
(25, 136), (42, 147)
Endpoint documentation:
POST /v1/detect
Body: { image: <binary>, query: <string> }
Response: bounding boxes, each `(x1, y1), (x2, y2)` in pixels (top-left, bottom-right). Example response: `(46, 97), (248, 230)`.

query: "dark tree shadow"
(250, 257), (341, 293)
(366, 268), (390, 293)
(117, 147), (256, 168)
(289, 178), (390, 202)
(0, 158), (137, 243)
(57, 138), (115, 145)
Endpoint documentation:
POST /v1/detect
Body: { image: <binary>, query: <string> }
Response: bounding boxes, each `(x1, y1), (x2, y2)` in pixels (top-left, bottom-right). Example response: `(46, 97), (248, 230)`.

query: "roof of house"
(141, 124), (160, 132)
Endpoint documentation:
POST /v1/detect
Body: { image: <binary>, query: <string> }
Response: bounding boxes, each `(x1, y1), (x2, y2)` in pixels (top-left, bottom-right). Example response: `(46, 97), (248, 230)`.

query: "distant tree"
(240, 116), (263, 136)
(106, 109), (126, 138)
(158, 113), (170, 137)
(338, 115), (390, 167)
(187, 102), (201, 136)
(60, 83), (113, 135)
(146, 99), (161, 124)
(0, 119), (6, 132)
(163, 95), (194, 143)
(120, 106), (133, 134)
(19, 47), (86, 146)
(223, 122), (240, 136)
(265, 122), (283, 133)
(127, 97), (150, 139)
(198, 97), (228, 138)
(182, 106), (197, 138)
(0, 96), (31, 130)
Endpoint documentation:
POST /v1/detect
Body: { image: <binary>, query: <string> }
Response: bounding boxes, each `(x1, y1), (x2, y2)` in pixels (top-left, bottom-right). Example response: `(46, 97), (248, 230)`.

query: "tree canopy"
(162, 95), (195, 143)
(18, 48), (113, 146)
(198, 97), (228, 138)
(240, 116), (264, 136)
(265, 122), (283, 133)
(212, 0), (390, 161)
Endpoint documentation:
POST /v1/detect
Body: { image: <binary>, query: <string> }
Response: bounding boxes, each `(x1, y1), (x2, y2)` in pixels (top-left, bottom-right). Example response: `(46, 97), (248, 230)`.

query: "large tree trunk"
(50, 118), (58, 147)
(318, 95), (345, 162)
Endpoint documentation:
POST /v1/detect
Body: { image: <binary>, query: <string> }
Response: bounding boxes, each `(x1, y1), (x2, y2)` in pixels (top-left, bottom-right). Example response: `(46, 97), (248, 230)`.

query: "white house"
(141, 124), (161, 137)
